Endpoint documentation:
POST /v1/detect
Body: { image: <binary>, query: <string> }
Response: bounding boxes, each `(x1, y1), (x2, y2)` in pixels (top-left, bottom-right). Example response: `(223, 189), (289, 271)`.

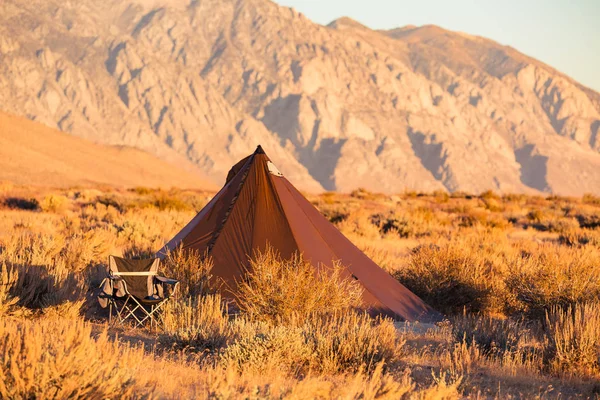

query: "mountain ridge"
(1, 0), (599, 194)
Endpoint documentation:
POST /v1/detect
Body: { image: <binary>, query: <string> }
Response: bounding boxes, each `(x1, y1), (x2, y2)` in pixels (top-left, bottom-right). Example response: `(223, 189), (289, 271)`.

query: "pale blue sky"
(274, 0), (600, 92)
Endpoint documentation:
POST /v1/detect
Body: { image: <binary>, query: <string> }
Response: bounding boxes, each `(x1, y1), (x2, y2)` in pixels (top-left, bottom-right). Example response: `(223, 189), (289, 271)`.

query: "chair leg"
(109, 296), (169, 330)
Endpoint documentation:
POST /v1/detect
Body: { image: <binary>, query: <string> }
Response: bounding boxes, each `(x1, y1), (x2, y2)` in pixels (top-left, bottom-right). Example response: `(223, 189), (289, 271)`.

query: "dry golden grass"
(2, 185), (600, 398)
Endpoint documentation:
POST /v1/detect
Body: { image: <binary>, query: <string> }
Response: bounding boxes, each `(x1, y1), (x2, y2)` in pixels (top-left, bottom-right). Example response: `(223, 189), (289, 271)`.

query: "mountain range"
(1, 0), (599, 194)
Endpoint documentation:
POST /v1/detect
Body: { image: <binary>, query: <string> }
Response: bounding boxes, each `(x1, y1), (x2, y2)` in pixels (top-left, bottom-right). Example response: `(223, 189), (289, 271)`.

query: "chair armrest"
(154, 276), (179, 285)
(153, 276), (179, 298)
(98, 276), (128, 307)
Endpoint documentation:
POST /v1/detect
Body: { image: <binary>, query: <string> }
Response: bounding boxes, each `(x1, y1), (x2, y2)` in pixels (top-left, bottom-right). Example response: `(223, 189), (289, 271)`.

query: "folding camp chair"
(98, 256), (179, 328)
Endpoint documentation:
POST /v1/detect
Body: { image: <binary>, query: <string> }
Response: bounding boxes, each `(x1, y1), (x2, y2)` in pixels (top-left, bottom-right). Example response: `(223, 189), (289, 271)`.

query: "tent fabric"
(157, 146), (442, 322)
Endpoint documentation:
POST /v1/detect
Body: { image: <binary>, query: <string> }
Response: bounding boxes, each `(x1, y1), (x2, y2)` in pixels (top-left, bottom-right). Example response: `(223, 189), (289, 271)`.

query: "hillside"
(0, 111), (215, 189)
(0, 0), (599, 194)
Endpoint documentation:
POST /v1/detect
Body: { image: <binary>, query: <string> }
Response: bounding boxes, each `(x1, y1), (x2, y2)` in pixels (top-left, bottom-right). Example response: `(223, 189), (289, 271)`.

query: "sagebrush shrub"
(235, 247), (363, 324)
(451, 312), (537, 356)
(162, 246), (216, 298)
(161, 294), (230, 351)
(396, 244), (496, 314)
(306, 312), (400, 374)
(505, 246), (600, 317)
(544, 303), (600, 376)
(220, 322), (314, 375)
(39, 194), (70, 213)
(0, 264), (21, 316)
(221, 312), (400, 376)
(0, 319), (145, 399)
(0, 233), (86, 310)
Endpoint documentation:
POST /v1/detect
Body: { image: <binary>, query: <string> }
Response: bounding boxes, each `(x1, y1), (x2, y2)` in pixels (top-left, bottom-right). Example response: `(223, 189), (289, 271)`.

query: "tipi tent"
(157, 146), (441, 322)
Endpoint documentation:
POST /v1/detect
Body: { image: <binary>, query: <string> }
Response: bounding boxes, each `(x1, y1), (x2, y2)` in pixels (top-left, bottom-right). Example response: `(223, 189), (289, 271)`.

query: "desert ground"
(2, 183), (600, 399)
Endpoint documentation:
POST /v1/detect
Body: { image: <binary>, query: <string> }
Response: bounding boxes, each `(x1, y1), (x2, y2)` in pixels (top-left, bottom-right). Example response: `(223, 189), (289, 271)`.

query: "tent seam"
(205, 154), (255, 257)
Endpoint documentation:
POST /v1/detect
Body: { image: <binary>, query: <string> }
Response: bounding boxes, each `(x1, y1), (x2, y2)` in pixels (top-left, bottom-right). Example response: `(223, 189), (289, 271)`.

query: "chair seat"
(111, 294), (165, 305)
(99, 255), (179, 328)
(138, 297), (165, 305)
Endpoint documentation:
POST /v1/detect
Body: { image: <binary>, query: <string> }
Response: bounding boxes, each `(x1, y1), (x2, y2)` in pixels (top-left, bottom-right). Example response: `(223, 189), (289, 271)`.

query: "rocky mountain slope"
(0, 111), (215, 189)
(1, 0), (599, 194)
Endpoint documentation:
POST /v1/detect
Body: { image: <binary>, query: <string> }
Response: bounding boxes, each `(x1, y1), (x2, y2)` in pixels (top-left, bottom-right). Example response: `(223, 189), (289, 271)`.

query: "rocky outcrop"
(1, 0), (599, 194)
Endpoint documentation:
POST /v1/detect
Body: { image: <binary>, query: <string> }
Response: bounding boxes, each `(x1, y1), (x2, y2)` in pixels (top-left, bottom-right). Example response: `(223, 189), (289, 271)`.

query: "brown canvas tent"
(157, 146), (442, 322)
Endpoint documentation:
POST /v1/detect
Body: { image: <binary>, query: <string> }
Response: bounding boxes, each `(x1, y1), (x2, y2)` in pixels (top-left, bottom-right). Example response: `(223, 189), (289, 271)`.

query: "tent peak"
(255, 145), (265, 155)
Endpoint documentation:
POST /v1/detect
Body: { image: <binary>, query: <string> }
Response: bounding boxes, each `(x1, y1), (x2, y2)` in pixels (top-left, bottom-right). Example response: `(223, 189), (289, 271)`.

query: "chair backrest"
(108, 256), (160, 299)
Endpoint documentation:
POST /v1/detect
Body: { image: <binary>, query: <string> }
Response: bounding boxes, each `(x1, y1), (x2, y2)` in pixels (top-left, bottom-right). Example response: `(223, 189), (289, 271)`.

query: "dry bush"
(62, 230), (116, 272)
(162, 247), (216, 298)
(576, 212), (600, 229)
(444, 337), (484, 376)
(559, 228), (600, 247)
(525, 209), (579, 233)
(0, 263), (25, 316)
(433, 190), (450, 203)
(450, 312), (545, 376)
(236, 247), (363, 324)
(1, 197), (40, 211)
(161, 294), (230, 351)
(306, 312), (401, 374)
(582, 193), (600, 206)
(350, 187), (382, 201)
(457, 208), (509, 229)
(480, 190), (501, 201)
(195, 360), (460, 399)
(13, 263), (85, 310)
(544, 303), (600, 376)
(220, 322), (314, 375)
(481, 197), (504, 212)
(0, 318), (146, 399)
(41, 299), (85, 320)
(0, 314), (451, 400)
(0, 232), (65, 267)
(0, 232), (86, 310)
(124, 190), (206, 213)
(115, 208), (194, 255)
(361, 243), (404, 273)
(39, 194), (70, 213)
(151, 191), (194, 211)
(451, 313), (538, 357)
(505, 245), (600, 317)
(396, 243), (498, 314)
(221, 312), (401, 376)
(337, 209), (383, 240)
